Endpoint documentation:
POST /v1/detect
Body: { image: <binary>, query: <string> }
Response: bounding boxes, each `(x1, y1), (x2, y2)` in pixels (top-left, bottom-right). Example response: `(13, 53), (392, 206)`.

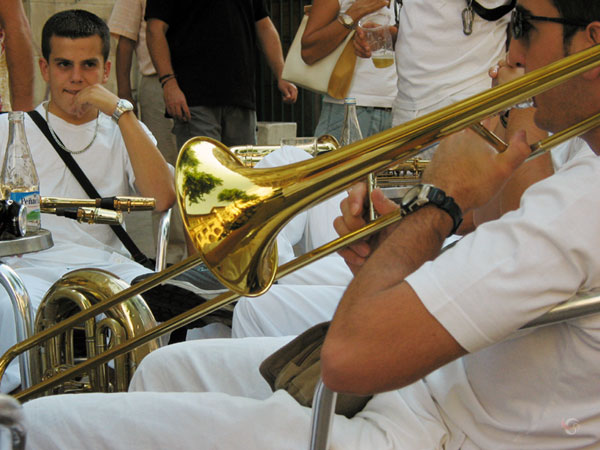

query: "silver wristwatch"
(112, 98), (134, 123)
(337, 13), (355, 30)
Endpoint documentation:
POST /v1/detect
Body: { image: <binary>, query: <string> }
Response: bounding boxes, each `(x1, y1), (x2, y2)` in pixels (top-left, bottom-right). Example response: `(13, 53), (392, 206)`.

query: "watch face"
(401, 185), (422, 208)
(118, 99), (134, 111)
(339, 13), (354, 28)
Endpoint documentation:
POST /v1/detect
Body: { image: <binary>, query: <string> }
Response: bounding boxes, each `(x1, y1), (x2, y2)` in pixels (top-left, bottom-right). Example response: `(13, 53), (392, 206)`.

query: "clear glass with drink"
(358, 13), (394, 69)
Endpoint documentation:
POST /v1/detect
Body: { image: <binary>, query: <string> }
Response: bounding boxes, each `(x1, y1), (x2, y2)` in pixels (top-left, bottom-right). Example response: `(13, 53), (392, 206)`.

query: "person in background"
(108, 0), (188, 264)
(108, 0), (177, 169)
(0, 0), (34, 111)
(145, 0), (298, 149)
(301, 0), (397, 141)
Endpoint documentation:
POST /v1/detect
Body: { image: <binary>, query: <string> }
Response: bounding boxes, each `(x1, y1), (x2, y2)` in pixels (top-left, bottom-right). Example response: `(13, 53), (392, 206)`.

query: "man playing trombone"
(20, 0), (600, 447)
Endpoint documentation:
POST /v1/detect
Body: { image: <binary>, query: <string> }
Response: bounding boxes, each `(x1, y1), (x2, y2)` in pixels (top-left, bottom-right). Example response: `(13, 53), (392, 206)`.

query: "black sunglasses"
(510, 6), (589, 40)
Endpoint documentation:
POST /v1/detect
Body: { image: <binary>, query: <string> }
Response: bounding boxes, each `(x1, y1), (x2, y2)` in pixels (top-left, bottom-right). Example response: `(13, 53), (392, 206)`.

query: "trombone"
(4, 44), (600, 401)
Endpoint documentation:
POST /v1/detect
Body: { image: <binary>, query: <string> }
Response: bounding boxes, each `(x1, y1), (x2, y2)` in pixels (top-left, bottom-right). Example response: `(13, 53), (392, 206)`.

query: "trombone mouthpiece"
(103, 196), (156, 212)
(52, 207), (123, 225)
(78, 207), (123, 225)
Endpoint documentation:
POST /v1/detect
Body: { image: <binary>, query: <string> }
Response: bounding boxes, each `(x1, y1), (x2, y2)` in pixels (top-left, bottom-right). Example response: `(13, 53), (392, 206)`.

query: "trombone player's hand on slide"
(334, 128), (531, 274)
(334, 182), (399, 275)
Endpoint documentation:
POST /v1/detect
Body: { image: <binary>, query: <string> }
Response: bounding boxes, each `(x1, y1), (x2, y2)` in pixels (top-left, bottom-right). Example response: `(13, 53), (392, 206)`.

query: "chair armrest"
(154, 208), (172, 272)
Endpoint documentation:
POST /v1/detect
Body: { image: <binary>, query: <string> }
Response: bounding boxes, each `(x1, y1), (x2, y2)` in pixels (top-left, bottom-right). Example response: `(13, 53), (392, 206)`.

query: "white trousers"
(23, 337), (452, 450)
(232, 255), (351, 338)
(0, 257), (150, 393)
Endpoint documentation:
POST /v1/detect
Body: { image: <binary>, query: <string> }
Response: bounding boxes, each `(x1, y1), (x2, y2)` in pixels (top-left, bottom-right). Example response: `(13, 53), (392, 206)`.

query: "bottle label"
(9, 190), (41, 231)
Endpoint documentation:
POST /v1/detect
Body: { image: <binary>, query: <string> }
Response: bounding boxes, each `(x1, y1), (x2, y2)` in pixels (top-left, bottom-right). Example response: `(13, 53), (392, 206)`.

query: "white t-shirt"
(0, 104), (154, 267)
(322, 0), (398, 108)
(405, 138), (600, 447)
(394, 0), (510, 113)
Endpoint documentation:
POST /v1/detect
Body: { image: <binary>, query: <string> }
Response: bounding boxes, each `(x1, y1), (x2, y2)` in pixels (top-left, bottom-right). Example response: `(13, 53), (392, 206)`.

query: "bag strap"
(27, 109), (152, 267)
(471, 0), (516, 21)
(393, 0), (403, 28)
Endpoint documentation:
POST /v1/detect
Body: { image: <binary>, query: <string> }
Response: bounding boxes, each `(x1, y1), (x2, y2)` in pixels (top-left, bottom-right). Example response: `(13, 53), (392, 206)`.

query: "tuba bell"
(33, 269), (160, 395)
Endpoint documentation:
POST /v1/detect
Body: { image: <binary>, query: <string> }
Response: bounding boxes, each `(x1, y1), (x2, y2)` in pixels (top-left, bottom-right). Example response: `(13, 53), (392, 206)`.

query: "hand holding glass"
(358, 13), (394, 69)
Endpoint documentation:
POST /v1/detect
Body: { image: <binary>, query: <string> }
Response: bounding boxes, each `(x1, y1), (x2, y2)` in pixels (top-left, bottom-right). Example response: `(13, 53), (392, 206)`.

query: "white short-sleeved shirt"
(405, 138), (600, 446)
(394, 0), (509, 112)
(0, 104), (155, 267)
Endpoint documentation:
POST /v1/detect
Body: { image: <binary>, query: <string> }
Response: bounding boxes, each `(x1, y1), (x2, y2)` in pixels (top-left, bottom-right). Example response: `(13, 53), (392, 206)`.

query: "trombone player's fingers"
(334, 182), (399, 274)
(335, 182), (370, 272)
(489, 58), (524, 88)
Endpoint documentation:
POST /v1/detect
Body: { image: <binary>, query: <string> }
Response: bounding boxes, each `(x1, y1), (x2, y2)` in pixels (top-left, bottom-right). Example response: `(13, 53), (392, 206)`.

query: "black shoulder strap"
(27, 109), (152, 267)
(471, 0), (516, 22)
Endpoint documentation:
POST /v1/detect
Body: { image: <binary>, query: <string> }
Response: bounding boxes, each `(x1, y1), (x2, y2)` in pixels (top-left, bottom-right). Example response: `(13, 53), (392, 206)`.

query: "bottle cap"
(344, 98), (357, 105)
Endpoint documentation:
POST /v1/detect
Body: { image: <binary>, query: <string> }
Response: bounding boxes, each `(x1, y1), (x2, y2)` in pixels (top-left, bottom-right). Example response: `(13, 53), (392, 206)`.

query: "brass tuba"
(33, 269), (160, 395)
(3, 44), (600, 401)
(0, 197), (162, 395)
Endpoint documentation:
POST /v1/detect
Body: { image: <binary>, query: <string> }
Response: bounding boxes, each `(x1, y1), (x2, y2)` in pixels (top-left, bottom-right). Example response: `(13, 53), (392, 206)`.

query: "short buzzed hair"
(551, 0), (600, 45)
(41, 9), (110, 61)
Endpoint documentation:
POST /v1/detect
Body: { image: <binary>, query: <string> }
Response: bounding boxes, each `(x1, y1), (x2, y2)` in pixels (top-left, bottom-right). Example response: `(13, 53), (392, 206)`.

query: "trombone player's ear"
(580, 22), (600, 80)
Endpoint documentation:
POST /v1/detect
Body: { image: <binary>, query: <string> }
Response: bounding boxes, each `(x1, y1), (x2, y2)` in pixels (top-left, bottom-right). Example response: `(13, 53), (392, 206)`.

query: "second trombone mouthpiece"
(78, 208), (123, 225)
(51, 207), (123, 225)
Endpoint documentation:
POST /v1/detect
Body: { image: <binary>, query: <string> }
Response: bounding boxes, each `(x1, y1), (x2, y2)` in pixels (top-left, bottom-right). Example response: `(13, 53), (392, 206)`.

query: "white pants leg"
(232, 255), (351, 338)
(277, 255), (352, 286)
(232, 284), (345, 338)
(23, 337), (451, 450)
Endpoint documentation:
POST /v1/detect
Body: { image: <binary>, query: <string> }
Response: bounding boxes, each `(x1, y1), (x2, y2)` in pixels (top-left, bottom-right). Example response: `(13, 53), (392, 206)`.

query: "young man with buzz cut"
(0, 9), (175, 394)
(19, 1), (600, 448)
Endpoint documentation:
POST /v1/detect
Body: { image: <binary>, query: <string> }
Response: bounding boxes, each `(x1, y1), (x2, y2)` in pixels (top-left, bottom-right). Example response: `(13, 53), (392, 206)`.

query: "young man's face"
(39, 35), (110, 123)
(508, 0), (587, 134)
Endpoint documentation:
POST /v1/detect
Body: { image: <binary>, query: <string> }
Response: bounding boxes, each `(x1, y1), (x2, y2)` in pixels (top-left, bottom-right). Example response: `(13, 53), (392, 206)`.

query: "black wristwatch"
(400, 184), (463, 236)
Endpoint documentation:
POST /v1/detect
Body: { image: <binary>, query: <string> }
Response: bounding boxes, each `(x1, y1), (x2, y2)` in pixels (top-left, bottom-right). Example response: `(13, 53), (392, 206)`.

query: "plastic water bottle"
(1, 111), (41, 233)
